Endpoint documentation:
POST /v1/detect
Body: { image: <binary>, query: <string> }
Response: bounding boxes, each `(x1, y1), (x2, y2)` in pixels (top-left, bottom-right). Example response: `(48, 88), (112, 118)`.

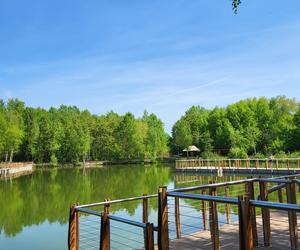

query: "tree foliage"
(171, 96), (300, 156)
(0, 99), (168, 163)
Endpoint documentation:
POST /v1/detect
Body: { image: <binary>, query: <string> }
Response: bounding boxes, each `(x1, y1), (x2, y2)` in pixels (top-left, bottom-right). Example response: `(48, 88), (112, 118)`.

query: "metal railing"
(68, 174), (300, 250)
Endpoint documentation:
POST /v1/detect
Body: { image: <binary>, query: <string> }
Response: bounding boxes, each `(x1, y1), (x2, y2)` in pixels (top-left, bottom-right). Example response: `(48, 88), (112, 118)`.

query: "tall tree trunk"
(9, 150), (14, 163)
(5, 152), (8, 162)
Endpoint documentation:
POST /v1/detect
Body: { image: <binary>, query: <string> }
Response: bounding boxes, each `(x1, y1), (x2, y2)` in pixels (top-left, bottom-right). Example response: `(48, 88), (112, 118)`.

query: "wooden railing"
(0, 162), (33, 169)
(68, 174), (300, 250)
(175, 158), (300, 170)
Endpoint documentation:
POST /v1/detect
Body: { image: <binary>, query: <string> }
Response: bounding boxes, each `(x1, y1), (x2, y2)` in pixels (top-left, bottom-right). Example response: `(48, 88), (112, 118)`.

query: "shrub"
(274, 151), (287, 158)
(201, 151), (224, 159)
(228, 147), (248, 159)
(250, 152), (266, 159)
(289, 151), (300, 158)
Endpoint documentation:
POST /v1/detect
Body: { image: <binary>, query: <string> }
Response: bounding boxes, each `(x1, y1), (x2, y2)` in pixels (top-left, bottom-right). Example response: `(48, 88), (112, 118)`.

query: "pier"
(68, 174), (300, 250)
(0, 162), (33, 179)
(175, 158), (300, 175)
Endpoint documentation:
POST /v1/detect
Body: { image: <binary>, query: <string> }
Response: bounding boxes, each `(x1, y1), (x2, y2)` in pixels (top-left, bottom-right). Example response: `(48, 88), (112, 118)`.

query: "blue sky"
(0, 0), (300, 133)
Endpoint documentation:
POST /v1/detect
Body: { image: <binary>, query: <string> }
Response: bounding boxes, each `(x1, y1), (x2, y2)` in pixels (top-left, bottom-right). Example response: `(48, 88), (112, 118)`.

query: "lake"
(0, 164), (252, 250)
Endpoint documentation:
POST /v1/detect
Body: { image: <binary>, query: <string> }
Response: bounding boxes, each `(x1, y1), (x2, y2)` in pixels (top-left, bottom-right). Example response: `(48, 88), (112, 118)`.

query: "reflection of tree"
(0, 164), (172, 237)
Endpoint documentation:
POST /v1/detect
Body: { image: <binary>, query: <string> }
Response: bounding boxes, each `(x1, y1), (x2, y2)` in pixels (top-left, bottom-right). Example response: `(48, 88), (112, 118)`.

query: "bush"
(250, 152), (266, 159)
(289, 151), (300, 158)
(200, 151), (224, 159)
(274, 151), (287, 158)
(228, 147), (248, 159)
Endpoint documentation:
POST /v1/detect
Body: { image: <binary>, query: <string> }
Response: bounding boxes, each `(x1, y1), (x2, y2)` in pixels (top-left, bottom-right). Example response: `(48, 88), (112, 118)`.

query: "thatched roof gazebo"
(183, 145), (200, 157)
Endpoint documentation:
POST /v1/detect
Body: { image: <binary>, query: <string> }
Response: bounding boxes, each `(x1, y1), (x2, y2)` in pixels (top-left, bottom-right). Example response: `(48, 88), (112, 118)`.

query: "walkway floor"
(170, 211), (295, 250)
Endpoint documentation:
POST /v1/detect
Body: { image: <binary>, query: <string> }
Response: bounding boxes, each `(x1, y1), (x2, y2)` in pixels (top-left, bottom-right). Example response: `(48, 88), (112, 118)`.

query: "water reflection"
(0, 165), (258, 249)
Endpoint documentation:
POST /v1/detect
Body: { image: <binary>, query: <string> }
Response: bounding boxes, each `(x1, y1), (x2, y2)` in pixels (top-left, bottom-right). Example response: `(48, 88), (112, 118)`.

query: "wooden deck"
(170, 211), (294, 250)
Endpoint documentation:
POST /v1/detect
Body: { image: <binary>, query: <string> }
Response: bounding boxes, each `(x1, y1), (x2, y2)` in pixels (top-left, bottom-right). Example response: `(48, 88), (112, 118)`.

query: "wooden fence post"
(278, 188), (283, 203)
(246, 182), (258, 247)
(158, 186), (169, 250)
(143, 194), (149, 246)
(286, 182), (298, 250)
(259, 181), (271, 246)
(224, 186), (231, 224)
(209, 183), (220, 250)
(201, 189), (208, 230)
(68, 204), (79, 250)
(100, 200), (110, 250)
(238, 196), (253, 250)
(100, 211), (110, 250)
(145, 223), (155, 250)
(175, 196), (181, 239)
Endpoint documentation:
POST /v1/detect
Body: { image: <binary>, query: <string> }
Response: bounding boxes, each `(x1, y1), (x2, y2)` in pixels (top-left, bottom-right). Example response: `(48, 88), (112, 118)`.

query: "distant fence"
(0, 162), (33, 169)
(175, 158), (300, 170)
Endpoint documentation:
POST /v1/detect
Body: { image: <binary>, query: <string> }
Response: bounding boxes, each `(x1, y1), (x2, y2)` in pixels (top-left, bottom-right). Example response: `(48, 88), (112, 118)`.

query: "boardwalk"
(175, 158), (300, 175)
(0, 162), (33, 180)
(171, 211), (292, 250)
(68, 174), (300, 250)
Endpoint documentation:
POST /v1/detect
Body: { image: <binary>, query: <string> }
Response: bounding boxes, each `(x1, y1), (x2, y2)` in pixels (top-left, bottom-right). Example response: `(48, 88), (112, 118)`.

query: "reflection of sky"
(0, 221), (65, 250)
(1, 1), (300, 133)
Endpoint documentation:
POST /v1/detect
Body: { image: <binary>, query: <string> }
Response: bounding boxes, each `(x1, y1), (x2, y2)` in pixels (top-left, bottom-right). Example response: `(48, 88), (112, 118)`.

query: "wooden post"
(100, 212), (110, 250)
(286, 182), (298, 250)
(201, 189), (208, 230)
(68, 204), (79, 250)
(238, 196), (253, 250)
(100, 201), (110, 250)
(246, 182), (258, 247)
(143, 194), (149, 246)
(175, 196), (181, 239)
(278, 188), (283, 203)
(209, 183), (220, 250)
(143, 194), (148, 223)
(224, 186), (231, 224)
(259, 181), (271, 246)
(145, 223), (155, 250)
(158, 186), (169, 250)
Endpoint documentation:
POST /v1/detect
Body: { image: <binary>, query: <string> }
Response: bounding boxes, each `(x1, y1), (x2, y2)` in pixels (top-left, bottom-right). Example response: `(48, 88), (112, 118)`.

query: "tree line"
(171, 96), (300, 158)
(0, 99), (168, 164)
(1, 96), (299, 163)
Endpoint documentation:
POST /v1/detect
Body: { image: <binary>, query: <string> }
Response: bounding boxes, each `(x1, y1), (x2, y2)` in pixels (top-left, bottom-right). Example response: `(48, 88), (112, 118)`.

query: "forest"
(0, 96), (299, 164)
(0, 99), (168, 164)
(171, 96), (300, 158)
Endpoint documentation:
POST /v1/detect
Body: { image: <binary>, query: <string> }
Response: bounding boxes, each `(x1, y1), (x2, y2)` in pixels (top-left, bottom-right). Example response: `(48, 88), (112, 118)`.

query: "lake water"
(0, 164), (249, 250)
